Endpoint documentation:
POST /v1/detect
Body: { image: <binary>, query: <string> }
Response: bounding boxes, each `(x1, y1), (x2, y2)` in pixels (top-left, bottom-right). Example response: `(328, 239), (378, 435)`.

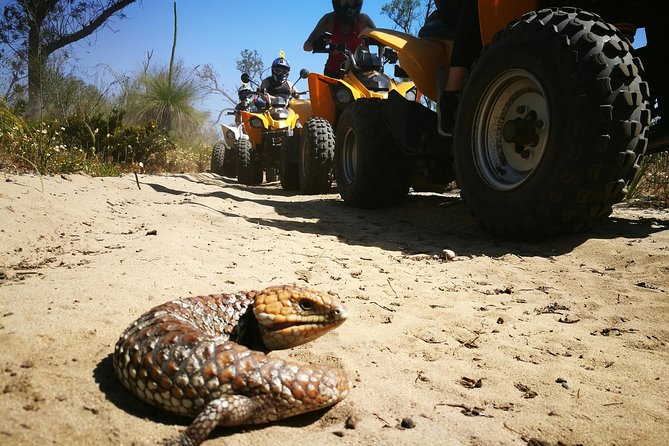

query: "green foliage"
(381, 0), (427, 35)
(236, 49), (265, 84)
(0, 105), (178, 175)
(42, 67), (110, 120)
(1, 97), (25, 133)
(136, 67), (204, 133)
(155, 139), (212, 174)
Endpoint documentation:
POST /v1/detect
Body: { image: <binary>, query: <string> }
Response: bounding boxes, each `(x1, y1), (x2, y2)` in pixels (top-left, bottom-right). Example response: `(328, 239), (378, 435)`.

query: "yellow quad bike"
(237, 72), (312, 189)
(341, 0), (667, 239)
(306, 37), (418, 199)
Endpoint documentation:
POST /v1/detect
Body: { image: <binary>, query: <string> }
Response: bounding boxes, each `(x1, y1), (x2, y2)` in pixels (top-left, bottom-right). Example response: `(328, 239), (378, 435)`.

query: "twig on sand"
(387, 278), (399, 298)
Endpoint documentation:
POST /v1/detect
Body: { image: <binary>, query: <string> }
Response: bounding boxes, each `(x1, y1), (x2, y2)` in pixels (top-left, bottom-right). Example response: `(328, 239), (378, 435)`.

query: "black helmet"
(238, 85), (253, 101)
(271, 53), (291, 84)
(332, 0), (362, 23)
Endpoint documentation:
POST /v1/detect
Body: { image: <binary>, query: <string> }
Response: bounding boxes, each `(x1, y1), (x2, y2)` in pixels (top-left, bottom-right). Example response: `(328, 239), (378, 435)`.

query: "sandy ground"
(0, 172), (668, 446)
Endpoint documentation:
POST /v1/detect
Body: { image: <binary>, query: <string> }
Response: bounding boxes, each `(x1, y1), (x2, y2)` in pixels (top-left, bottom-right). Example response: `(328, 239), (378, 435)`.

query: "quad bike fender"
(343, 73), (390, 100)
(283, 109), (301, 130)
(221, 123), (243, 147)
(362, 28), (452, 102)
(478, 0), (537, 45)
(290, 98), (313, 126)
(393, 81), (418, 98)
(240, 111), (265, 146)
(308, 72), (343, 124)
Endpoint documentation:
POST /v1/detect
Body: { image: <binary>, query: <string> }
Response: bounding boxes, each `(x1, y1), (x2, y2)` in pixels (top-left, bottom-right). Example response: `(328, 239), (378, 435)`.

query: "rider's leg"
(438, 0), (481, 136)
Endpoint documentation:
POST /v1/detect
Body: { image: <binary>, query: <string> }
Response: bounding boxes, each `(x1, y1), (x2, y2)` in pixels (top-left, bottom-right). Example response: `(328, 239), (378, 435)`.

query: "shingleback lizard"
(113, 285), (350, 446)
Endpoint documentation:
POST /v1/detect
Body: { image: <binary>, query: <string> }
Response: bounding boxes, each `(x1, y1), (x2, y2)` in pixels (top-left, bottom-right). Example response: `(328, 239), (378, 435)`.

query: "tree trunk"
(24, 0), (49, 121)
(26, 28), (44, 120)
(22, 0), (138, 121)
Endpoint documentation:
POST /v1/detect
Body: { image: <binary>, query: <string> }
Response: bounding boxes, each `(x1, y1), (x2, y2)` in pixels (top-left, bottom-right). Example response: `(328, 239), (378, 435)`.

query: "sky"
(62, 0), (402, 128)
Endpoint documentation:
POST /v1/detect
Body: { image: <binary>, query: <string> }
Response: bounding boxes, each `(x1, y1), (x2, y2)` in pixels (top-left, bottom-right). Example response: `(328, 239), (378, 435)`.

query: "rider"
(257, 53), (301, 107)
(234, 84), (255, 124)
(303, 0), (376, 78)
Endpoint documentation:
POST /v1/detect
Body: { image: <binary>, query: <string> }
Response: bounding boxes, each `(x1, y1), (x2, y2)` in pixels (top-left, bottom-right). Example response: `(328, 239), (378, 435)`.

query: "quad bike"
(307, 35), (421, 201)
(236, 72), (311, 189)
(211, 109), (244, 177)
(337, 0), (669, 239)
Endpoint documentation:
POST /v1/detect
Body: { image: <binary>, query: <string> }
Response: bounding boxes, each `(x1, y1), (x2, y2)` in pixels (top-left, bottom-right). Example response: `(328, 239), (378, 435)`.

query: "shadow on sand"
(141, 173), (669, 258)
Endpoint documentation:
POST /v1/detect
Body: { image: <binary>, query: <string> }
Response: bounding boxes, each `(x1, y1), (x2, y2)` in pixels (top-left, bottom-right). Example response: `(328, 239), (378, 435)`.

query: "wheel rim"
(473, 69), (549, 191)
(339, 126), (357, 184)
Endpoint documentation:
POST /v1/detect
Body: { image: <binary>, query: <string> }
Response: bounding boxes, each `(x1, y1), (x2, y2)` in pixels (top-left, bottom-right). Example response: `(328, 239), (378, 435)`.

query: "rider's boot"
(438, 90), (459, 137)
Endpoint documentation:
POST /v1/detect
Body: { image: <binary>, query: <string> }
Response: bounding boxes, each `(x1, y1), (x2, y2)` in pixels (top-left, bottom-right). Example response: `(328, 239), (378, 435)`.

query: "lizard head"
(252, 285), (348, 350)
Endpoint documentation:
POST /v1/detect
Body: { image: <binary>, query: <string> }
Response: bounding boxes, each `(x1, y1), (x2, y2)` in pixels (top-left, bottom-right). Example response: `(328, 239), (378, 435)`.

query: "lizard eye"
(299, 299), (313, 311)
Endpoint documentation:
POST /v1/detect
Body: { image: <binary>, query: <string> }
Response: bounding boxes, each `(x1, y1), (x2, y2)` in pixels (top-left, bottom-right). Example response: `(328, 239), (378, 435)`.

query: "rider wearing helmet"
(303, 0), (376, 79)
(234, 84), (255, 124)
(258, 52), (300, 105)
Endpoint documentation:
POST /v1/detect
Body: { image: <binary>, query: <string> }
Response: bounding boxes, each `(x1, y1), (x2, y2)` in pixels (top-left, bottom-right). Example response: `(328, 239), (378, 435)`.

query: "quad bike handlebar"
(311, 32), (399, 73)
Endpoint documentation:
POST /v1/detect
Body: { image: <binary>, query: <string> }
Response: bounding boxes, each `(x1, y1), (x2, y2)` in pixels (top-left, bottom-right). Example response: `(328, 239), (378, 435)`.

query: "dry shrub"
(626, 152), (669, 207)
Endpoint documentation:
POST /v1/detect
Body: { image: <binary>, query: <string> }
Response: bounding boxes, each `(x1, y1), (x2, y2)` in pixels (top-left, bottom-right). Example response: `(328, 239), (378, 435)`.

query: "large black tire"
(299, 117), (335, 194)
(236, 138), (263, 185)
(222, 144), (237, 177)
(210, 141), (226, 175)
(280, 136), (300, 191)
(454, 7), (650, 240)
(335, 99), (411, 207)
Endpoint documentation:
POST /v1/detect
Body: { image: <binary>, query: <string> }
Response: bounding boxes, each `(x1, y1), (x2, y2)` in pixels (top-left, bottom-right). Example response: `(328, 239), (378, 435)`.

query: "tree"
(196, 48), (265, 124)
(130, 1), (205, 136)
(381, 0), (435, 35)
(236, 49), (264, 85)
(0, 0), (138, 121)
(135, 62), (205, 135)
(195, 64), (238, 123)
(42, 64), (109, 119)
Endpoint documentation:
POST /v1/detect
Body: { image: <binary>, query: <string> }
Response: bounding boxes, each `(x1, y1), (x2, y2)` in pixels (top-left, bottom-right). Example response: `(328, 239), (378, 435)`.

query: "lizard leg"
(161, 394), (260, 446)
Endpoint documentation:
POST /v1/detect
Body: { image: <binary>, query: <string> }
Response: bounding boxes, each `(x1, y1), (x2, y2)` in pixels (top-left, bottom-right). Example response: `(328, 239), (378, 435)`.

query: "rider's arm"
(289, 81), (300, 99)
(234, 103), (243, 124)
(356, 14), (382, 57)
(257, 78), (272, 106)
(304, 13), (333, 51)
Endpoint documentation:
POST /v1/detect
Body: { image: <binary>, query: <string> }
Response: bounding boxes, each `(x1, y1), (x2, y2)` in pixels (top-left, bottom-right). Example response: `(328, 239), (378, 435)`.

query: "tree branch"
(42, 0), (137, 56)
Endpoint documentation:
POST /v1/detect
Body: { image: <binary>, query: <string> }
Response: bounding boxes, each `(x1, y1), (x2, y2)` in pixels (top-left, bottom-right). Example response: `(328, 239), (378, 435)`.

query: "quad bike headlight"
(226, 130), (235, 140)
(335, 88), (354, 105)
(249, 117), (263, 128)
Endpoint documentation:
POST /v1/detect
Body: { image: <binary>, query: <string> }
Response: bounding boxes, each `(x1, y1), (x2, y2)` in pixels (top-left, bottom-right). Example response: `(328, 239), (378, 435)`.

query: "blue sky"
(67, 0), (402, 125)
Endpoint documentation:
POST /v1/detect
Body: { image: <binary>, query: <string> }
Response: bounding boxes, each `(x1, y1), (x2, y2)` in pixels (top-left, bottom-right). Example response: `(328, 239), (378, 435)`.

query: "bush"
(627, 152), (669, 207)
(0, 105), (182, 175)
(149, 140), (211, 173)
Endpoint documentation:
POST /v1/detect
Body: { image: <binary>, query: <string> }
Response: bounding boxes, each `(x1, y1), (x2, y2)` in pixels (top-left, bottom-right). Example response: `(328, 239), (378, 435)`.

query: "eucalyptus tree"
(0, 0), (137, 120)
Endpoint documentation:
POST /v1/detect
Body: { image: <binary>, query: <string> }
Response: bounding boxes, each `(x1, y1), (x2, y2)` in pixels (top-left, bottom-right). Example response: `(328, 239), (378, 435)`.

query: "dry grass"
(626, 151), (669, 208)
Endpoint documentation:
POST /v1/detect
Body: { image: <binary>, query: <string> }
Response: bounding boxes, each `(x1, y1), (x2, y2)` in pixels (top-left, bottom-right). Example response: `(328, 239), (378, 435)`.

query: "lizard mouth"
(266, 321), (326, 332)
